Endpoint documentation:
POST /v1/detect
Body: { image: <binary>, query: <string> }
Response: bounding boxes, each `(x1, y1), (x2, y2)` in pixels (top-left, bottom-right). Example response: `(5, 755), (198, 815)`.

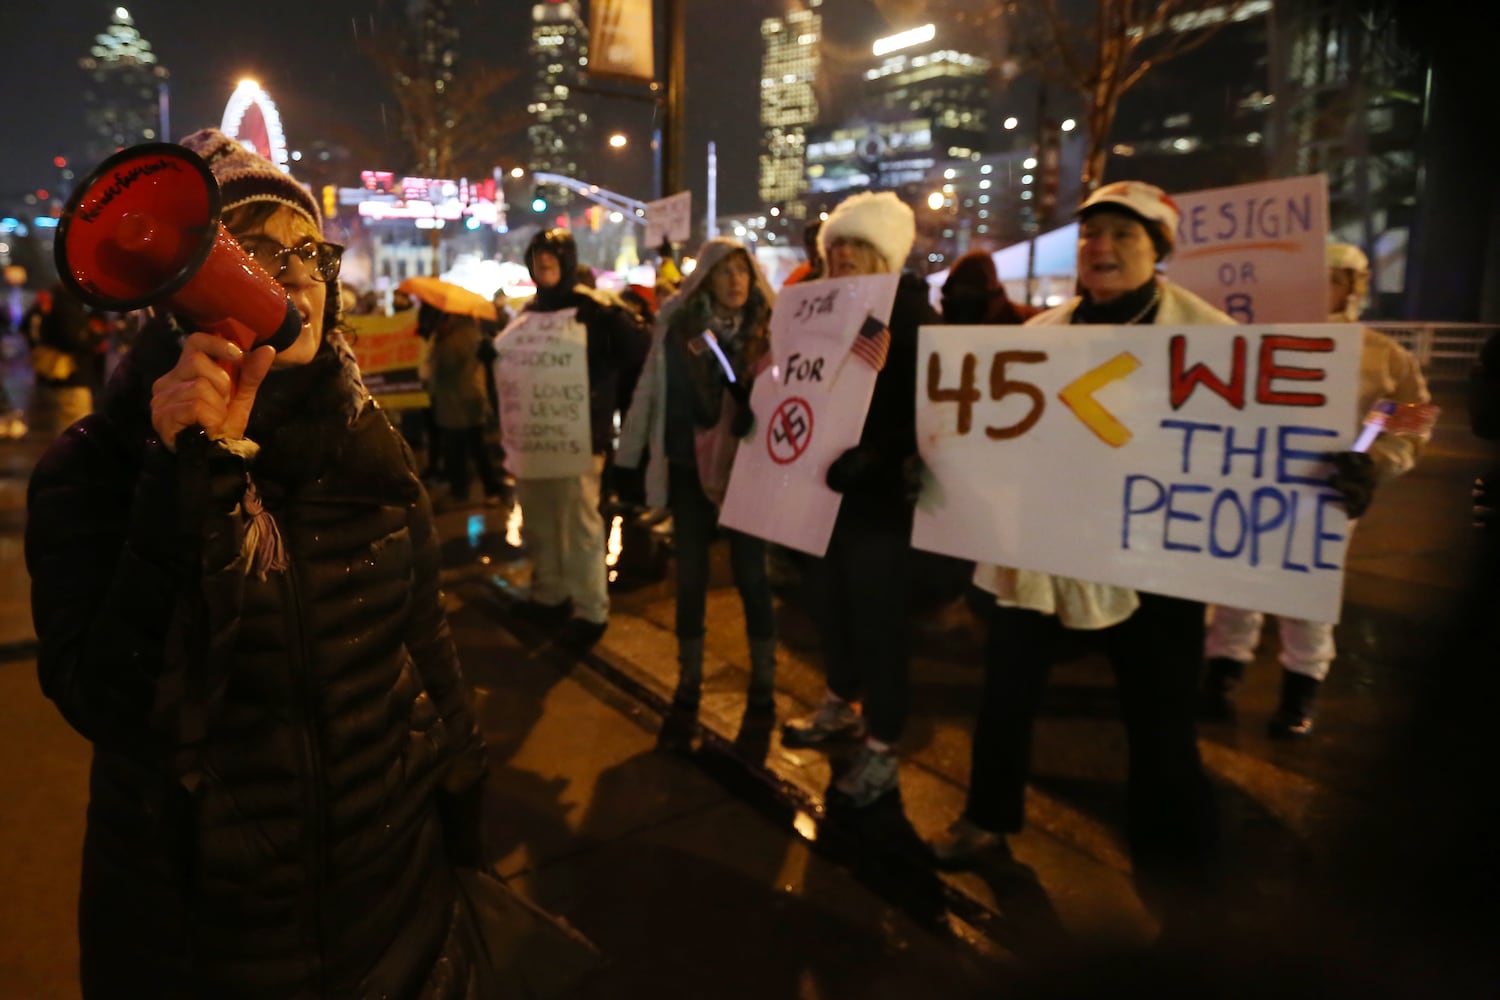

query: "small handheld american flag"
(850, 313), (890, 371)
(1352, 400), (1441, 452)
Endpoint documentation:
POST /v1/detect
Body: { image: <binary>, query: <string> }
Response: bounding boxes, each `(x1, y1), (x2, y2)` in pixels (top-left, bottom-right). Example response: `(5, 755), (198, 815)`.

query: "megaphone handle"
(199, 316), (259, 392)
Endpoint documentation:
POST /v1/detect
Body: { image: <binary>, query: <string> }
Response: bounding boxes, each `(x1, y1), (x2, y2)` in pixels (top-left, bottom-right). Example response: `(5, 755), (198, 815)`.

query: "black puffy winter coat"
(26, 320), (488, 998)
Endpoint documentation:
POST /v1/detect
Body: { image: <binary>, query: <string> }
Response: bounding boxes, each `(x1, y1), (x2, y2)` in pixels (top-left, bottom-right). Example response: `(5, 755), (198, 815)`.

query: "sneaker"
(781, 697), (865, 749)
(928, 817), (1008, 870)
(832, 742), (899, 807)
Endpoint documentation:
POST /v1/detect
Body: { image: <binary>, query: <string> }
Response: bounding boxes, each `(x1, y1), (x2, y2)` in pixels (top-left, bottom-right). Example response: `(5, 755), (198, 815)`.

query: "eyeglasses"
(237, 235), (345, 283)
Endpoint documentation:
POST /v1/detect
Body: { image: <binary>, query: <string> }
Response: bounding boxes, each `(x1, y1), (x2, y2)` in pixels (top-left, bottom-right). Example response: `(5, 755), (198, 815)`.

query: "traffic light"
(531, 187), (548, 213)
(322, 185), (337, 221)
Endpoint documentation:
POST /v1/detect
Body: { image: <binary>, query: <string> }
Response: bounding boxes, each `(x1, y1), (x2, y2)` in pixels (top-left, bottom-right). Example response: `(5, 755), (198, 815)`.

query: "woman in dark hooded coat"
(27, 130), (491, 998)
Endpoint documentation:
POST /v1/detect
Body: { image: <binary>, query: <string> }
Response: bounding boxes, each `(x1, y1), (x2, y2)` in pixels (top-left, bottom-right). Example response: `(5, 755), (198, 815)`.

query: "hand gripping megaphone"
(54, 142), (302, 383)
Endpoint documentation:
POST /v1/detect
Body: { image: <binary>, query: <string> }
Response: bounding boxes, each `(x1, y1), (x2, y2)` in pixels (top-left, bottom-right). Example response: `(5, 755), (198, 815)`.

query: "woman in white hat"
(1201, 242), (1431, 736)
(931, 181), (1226, 888)
(777, 191), (940, 809)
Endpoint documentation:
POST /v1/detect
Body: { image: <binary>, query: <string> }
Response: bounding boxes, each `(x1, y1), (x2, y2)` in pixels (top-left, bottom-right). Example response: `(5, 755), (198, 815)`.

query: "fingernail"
(227, 342), (244, 359)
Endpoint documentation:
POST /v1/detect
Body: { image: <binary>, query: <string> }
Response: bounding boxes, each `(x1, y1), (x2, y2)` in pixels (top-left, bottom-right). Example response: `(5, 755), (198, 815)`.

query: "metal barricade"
(1369, 323), (1498, 384)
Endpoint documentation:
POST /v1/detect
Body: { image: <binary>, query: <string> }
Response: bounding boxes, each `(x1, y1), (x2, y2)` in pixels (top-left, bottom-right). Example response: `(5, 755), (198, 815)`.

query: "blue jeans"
(668, 463), (774, 642)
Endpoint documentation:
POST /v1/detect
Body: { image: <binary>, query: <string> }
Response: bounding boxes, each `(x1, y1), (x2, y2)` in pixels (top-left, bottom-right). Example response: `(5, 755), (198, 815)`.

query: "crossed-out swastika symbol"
(768, 396), (814, 465)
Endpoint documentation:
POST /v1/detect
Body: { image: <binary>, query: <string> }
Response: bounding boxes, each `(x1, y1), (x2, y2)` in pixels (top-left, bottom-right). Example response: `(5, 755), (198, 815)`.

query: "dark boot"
(746, 637), (777, 713)
(673, 636), (704, 711)
(1267, 670), (1320, 738)
(1197, 657), (1245, 721)
(658, 637), (704, 753)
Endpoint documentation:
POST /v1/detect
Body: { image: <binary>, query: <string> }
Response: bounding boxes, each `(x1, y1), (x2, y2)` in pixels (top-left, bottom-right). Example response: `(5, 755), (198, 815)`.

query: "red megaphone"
(54, 142), (301, 381)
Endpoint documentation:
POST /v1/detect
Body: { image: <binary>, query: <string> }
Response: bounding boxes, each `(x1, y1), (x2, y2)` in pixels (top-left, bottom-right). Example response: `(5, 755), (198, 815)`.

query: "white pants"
(515, 454), (609, 624)
(1205, 607), (1336, 681)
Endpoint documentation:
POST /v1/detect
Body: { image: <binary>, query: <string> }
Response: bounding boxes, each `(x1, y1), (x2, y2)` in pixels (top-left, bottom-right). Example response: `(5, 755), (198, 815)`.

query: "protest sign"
(719, 272), (900, 555)
(1169, 174), (1329, 323)
(492, 309), (593, 479)
(912, 322), (1362, 621)
(348, 307), (427, 409)
(644, 191), (692, 248)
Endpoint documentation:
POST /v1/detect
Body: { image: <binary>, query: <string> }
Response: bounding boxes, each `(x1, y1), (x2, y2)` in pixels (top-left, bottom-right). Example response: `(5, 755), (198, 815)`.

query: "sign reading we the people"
(912, 323), (1362, 622)
(1169, 174), (1329, 323)
(348, 307), (427, 409)
(719, 273), (900, 556)
(492, 309), (593, 479)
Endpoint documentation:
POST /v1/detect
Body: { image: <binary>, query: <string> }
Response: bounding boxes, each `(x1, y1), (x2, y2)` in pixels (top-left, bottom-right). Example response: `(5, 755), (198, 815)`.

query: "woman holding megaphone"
(24, 131), (515, 997)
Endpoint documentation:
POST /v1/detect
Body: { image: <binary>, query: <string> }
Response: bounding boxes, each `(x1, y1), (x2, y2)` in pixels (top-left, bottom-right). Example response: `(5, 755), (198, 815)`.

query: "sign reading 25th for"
(910, 323), (1363, 622)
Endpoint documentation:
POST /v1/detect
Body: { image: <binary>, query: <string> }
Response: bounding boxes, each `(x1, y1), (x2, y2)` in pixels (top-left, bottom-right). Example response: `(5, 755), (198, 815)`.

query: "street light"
(927, 191), (945, 211)
(1061, 118), (1077, 132)
(608, 133), (628, 149)
(1023, 157), (1038, 169)
(1004, 116), (1019, 130)
(510, 166), (525, 178)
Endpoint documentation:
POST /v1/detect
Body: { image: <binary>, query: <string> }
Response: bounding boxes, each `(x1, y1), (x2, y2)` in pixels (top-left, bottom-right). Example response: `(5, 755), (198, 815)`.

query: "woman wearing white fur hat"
(778, 191), (941, 809)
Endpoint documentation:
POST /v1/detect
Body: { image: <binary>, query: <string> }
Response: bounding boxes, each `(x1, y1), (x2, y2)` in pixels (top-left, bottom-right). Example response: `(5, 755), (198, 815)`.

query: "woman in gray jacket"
(617, 238), (777, 751)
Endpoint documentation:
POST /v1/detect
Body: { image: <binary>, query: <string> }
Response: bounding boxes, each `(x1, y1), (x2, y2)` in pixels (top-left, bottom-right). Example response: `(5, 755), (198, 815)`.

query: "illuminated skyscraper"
(759, 0), (822, 218)
(529, 2), (590, 207)
(407, 0), (460, 176)
(863, 24), (989, 161)
(79, 7), (169, 167)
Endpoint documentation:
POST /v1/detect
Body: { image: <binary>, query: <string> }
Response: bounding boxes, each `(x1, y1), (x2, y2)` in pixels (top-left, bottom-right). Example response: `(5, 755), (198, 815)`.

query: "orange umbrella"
(396, 276), (498, 321)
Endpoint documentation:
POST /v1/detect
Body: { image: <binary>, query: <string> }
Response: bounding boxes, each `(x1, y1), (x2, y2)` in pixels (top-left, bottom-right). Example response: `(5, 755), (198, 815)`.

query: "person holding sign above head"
(1200, 242), (1431, 737)
(616, 238), (779, 752)
(779, 191), (940, 808)
(930, 181), (1223, 894)
(507, 229), (647, 646)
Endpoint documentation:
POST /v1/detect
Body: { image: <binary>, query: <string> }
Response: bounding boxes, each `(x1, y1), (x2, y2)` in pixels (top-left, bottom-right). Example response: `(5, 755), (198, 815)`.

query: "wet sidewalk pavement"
(0, 393), (1001, 997)
(3, 375), (1497, 996)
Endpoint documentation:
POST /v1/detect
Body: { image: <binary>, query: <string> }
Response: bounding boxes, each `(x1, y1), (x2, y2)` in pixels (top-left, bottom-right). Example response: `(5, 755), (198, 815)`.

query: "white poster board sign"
(1169, 174), (1329, 323)
(492, 309), (593, 479)
(645, 191), (692, 248)
(912, 323), (1363, 622)
(719, 273), (901, 556)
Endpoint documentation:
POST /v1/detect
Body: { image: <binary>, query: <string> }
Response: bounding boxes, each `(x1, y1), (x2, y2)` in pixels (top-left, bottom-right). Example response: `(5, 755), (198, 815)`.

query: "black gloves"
(1476, 476), (1496, 532)
(825, 446), (880, 494)
(731, 403), (755, 439)
(1326, 451), (1378, 519)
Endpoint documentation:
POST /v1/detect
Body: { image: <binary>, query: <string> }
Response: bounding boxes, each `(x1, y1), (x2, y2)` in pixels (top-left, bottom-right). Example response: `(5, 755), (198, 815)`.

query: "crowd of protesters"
(15, 117), (1492, 995)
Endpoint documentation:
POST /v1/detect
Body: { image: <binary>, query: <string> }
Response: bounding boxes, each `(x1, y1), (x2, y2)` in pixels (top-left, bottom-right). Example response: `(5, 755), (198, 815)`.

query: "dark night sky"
(0, 1), (894, 216)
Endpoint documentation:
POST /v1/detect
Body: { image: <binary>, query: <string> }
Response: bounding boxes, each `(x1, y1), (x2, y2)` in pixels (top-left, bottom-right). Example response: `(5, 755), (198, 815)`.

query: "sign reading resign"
(1169, 174), (1329, 324)
(644, 191), (692, 248)
(492, 309), (593, 480)
(348, 307), (427, 409)
(912, 323), (1362, 622)
(719, 273), (900, 556)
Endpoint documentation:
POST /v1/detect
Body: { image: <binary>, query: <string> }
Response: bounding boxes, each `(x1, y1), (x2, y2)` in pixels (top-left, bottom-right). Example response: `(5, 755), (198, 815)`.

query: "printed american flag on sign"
(850, 313), (890, 371)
